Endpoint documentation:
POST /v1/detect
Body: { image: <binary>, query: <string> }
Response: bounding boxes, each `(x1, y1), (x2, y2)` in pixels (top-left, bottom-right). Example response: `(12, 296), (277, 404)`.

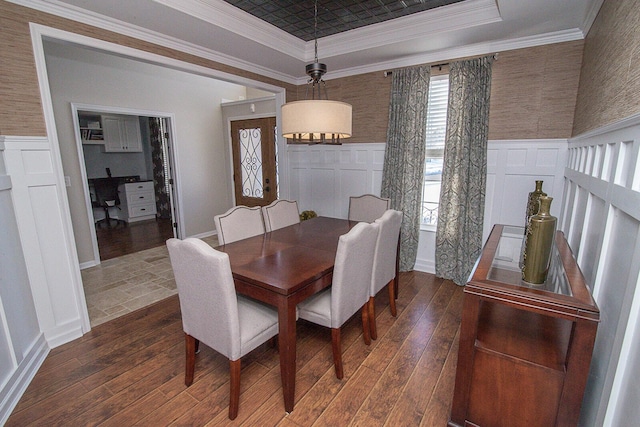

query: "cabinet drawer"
(126, 190), (155, 206)
(125, 182), (154, 192)
(130, 204), (156, 217)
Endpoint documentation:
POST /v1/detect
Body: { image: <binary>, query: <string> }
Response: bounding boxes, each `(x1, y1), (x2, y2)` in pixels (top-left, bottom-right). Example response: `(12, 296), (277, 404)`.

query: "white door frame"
(70, 103), (181, 267)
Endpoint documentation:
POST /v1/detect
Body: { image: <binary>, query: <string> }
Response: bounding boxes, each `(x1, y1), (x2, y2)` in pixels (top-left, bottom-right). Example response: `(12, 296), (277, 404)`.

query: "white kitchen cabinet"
(118, 181), (157, 222)
(102, 115), (142, 152)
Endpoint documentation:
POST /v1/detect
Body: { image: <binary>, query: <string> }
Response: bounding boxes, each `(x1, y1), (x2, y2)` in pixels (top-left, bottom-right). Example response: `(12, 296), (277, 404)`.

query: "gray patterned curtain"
(381, 65), (430, 271)
(149, 117), (171, 219)
(435, 55), (494, 286)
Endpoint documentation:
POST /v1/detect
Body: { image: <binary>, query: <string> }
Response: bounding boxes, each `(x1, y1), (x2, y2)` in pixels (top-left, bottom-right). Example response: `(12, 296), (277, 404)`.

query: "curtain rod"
(383, 53), (498, 77)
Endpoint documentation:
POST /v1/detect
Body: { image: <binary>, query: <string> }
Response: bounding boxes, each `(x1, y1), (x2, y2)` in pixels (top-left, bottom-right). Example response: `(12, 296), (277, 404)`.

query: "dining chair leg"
(331, 328), (344, 379)
(394, 236), (400, 300)
(361, 304), (371, 345)
(229, 358), (241, 420)
(368, 297), (378, 340)
(195, 338), (200, 354)
(267, 336), (278, 349)
(388, 279), (397, 317)
(185, 333), (196, 386)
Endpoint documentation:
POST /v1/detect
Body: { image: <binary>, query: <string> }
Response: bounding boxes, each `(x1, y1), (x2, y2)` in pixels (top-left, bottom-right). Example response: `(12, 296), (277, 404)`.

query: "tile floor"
(82, 235), (218, 327)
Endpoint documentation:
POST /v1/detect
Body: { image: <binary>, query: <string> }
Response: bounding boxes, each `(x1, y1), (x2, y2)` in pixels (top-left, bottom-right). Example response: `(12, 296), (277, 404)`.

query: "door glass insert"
(239, 127), (263, 198)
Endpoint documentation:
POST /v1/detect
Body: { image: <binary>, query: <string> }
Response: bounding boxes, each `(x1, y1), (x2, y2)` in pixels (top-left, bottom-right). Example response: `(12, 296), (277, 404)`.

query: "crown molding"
(581, 0), (606, 37)
(153, 0), (501, 63)
(11, 0), (501, 66)
(151, 0), (306, 58)
(325, 28), (585, 81)
(316, 0), (501, 61)
(8, 0), (300, 84)
(10, 0), (588, 86)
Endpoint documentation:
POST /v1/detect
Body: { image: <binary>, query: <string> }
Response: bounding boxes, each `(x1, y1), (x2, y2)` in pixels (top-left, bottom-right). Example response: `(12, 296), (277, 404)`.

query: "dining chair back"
(297, 221), (379, 379)
(166, 237), (279, 419)
(369, 209), (403, 339)
(262, 199), (300, 232)
(348, 194), (390, 223)
(214, 205), (265, 245)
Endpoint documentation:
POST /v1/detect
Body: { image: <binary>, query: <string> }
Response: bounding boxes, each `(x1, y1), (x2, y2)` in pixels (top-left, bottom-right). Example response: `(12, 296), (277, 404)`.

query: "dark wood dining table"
(217, 216), (357, 412)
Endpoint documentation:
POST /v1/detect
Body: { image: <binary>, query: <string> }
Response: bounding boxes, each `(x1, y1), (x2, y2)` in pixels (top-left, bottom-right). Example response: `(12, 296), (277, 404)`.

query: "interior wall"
(44, 42), (248, 264)
(573, 0), (640, 135)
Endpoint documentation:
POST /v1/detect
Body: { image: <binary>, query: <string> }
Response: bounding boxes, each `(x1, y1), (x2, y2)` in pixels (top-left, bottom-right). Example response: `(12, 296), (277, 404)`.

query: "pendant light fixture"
(281, 0), (352, 144)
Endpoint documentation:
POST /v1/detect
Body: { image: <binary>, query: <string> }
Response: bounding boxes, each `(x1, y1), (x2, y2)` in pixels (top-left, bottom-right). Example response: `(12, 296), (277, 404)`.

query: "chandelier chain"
(314, 0), (318, 63)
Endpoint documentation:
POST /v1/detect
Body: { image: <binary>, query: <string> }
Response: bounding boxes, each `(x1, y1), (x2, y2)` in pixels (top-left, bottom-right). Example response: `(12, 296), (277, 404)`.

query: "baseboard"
(413, 258), (435, 274)
(190, 230), (216, 240)
(0, 333), (49, 425)
(79, 259), (99, 270)
(44, 319), (84, 348)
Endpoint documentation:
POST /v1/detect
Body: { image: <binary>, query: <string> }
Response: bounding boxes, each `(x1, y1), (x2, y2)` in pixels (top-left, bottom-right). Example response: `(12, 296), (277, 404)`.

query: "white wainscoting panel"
(287, 143), (386, 218)
(0, 139), (50, 424)
(483, 139), (567, 242)
(2, 136), (89, 347)
(561, 115), (640, 427)
(286, 140), (568, 275)
(416, 139), (568, 273)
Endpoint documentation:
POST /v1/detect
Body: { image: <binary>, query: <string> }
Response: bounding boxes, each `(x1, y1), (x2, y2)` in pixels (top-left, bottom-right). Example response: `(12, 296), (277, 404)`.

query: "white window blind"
(425, 76), (449, 159)
(422, 75), (449, 226)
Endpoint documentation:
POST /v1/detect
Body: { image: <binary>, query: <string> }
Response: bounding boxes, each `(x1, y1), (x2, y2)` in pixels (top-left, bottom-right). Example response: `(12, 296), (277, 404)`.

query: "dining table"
(217, 216), (357, 412)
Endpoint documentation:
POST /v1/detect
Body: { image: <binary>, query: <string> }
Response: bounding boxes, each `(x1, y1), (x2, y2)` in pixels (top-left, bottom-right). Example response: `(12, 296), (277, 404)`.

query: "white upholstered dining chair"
(369, 209), (403, 340)
(348, 194), (390, 223)
(297, 221), (379, 379)
(166, 237), (279, 420)
(214, 205), (265, 245)
(262, 199), (300, 232)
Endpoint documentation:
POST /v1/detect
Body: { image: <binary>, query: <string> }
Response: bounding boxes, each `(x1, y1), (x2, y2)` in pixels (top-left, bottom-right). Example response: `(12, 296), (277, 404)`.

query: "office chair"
(93, 177), (126, 228)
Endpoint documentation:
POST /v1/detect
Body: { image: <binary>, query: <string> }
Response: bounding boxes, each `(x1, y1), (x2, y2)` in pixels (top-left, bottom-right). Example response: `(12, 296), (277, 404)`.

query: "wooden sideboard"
(449, 224), (599, 427)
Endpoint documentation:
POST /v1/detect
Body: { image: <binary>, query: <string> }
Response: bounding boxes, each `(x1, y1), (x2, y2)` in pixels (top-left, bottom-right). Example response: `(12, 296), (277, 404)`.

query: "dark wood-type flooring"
(96, 218), (175, 261)
(7, 272), (463, 426)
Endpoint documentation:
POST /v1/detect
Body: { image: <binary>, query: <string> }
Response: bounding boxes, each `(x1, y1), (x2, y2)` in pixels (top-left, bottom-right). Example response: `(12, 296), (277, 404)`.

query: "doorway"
(231, 117), (278, 206)
(74, 108), (178, 263)
(74, 109), (180, 326)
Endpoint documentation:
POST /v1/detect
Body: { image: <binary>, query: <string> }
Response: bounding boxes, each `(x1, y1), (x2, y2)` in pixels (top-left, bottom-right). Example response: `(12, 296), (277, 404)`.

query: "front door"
(230, 117), (277, 207)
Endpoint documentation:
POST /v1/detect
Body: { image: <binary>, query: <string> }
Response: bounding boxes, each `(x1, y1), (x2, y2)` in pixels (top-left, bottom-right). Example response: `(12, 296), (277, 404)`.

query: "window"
(422, 75), (449, 226)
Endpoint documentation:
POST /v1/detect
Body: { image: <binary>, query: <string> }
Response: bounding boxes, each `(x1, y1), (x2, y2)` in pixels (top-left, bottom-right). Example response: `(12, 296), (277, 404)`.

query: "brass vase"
(520, 180), (548, 268)
(525, 180), (547, 227)
(522, 196), (556, 284)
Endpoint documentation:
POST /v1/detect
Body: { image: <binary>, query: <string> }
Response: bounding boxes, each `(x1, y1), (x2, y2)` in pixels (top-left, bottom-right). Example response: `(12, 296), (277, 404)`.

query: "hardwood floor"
(96, 218), (175, 261)
(7, 272), (463, 426)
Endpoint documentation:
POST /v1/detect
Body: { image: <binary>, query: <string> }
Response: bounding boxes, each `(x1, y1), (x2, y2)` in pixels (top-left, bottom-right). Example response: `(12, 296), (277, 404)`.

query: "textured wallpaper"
(573, 0), (640, 135)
